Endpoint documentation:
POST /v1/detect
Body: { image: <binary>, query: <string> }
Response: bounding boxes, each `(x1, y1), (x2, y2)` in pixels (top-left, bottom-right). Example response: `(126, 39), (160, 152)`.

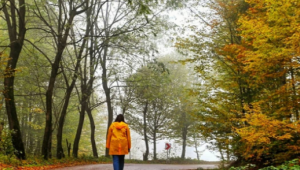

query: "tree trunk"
(193, 133), (200, 161)
(56, 113), (66, 158)
(153, 109), (157, 160)
(290, 66), (299, 120)
(56, 104), (67, 159)
(21, 109), (26, 146)
(218, 142), (225, 161)
(181, 125), (187, 159)
(42, 47), (64, 159)
(27, 111), (33, 154)
(56, 57), (82, 159)
(73, 90), (88, 158)
(3, 38), (27, 161)
(0, 122), (4, 141)
(83, 3), (99, 158)
(34, 137), (41, 156)
(104, 88), (113, 157)
(153, 129), (157, 160)
(66, 139), (71, 157)
(226, 140), (230, 162)
(2, 0), (27, 159)
(34, 115), (42, 156)
(3, 80), (26, 159)
(87, 106), (98, 158)
(101, 39), (114, 157)
(72, 3), (93, 156)
(142, 102), (149, 161)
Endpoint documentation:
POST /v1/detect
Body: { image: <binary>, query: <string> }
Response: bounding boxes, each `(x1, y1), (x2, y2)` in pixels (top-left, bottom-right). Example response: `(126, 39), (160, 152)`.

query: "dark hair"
(114, 114), (125, 122)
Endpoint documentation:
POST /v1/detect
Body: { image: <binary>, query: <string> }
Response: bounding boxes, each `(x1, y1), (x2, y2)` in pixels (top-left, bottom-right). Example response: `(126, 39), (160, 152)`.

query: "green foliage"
(0, 154), (21, 167)
(166, 157), (204, 164)
(125, 159), (146, 164)
(0, 129), (22, 166)
(229, 164), (256, 170)
(229, 159), (300, 170)
(0, 129), (15, 158)
(97, 155), (112, 162)
(260, 159), (300, 170)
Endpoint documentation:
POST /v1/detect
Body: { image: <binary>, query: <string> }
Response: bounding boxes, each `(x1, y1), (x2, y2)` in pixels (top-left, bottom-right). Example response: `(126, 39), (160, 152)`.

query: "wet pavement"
(54, 163), (219, 170)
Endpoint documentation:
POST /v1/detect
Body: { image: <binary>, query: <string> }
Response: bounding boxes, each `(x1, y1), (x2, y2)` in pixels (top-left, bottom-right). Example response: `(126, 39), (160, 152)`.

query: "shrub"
(229, 159), (300, 170)
(0, 129), (15, 158)
(260, 159), (300, 170)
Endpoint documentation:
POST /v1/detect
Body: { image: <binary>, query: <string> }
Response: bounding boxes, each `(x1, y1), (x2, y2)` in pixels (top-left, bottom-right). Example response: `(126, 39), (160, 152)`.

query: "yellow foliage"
(177, 0), (300, 164)
(229, 0), (300, 162)
(31, 107), (44, 114)
(240, 0), (300, 79)
(0, 52), (10, 78)
(235, 103), (300, 161)
(27, 122), (44, 130)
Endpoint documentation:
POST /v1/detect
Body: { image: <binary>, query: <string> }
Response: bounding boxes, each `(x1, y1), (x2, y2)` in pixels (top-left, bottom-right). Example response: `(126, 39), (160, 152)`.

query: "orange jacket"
(106, 122), (131, 155)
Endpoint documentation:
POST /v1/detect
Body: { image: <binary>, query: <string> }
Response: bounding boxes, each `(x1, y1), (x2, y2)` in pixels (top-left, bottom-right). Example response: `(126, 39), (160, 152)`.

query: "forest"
(0, 0), (300, 169)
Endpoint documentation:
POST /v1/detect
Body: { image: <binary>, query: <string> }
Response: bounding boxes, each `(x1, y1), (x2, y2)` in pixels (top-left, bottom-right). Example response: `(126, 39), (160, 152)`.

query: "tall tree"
(1, 0), (27, 159)
(126, 60), (173, 160)
(58, 0), (102, 159)
(31, 0), (89, 159)
(72, 0), (113, 158)
(161, 55), (198, 159)
(98, 0), (190, 157)
(94, 0), (162, 157)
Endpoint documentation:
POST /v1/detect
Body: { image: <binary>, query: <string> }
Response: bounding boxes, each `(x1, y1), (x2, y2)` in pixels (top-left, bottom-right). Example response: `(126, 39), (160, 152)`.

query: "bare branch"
(24, 39), (52, 64)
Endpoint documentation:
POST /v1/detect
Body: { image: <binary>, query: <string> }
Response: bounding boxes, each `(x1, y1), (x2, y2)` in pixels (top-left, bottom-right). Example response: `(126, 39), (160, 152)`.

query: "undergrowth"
(0, 155), (112, 170)
(229, 159), (300, 170)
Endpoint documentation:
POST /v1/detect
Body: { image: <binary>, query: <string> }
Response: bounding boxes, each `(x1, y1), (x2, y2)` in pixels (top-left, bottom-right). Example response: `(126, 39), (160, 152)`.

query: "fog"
(127, 130), (220, 161)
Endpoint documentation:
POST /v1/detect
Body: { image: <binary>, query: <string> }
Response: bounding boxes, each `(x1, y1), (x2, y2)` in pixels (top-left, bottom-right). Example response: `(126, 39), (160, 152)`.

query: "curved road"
(55, 163), (219, 170)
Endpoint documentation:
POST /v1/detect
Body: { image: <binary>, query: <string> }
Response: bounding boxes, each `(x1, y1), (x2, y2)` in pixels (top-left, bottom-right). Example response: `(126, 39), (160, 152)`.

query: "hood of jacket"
(114, 122), (127, 130)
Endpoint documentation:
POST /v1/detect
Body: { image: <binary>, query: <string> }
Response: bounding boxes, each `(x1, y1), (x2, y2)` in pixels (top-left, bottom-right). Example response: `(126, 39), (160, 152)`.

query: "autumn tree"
(233, 0), (300, 165)
(177, 0), (300, 166)
(176, 0), (250, 163)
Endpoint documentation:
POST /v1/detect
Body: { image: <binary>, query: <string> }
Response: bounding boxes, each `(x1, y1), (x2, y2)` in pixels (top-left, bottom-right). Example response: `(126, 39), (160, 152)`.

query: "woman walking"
(106, 114), (131, 170)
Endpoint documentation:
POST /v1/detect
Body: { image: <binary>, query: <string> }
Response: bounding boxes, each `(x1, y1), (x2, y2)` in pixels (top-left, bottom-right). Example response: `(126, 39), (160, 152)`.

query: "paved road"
(54, 163), (219, 170)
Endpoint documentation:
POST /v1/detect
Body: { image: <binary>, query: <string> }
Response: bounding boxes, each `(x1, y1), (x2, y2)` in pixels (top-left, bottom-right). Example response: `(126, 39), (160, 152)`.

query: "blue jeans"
(113, 155), (125, 170)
